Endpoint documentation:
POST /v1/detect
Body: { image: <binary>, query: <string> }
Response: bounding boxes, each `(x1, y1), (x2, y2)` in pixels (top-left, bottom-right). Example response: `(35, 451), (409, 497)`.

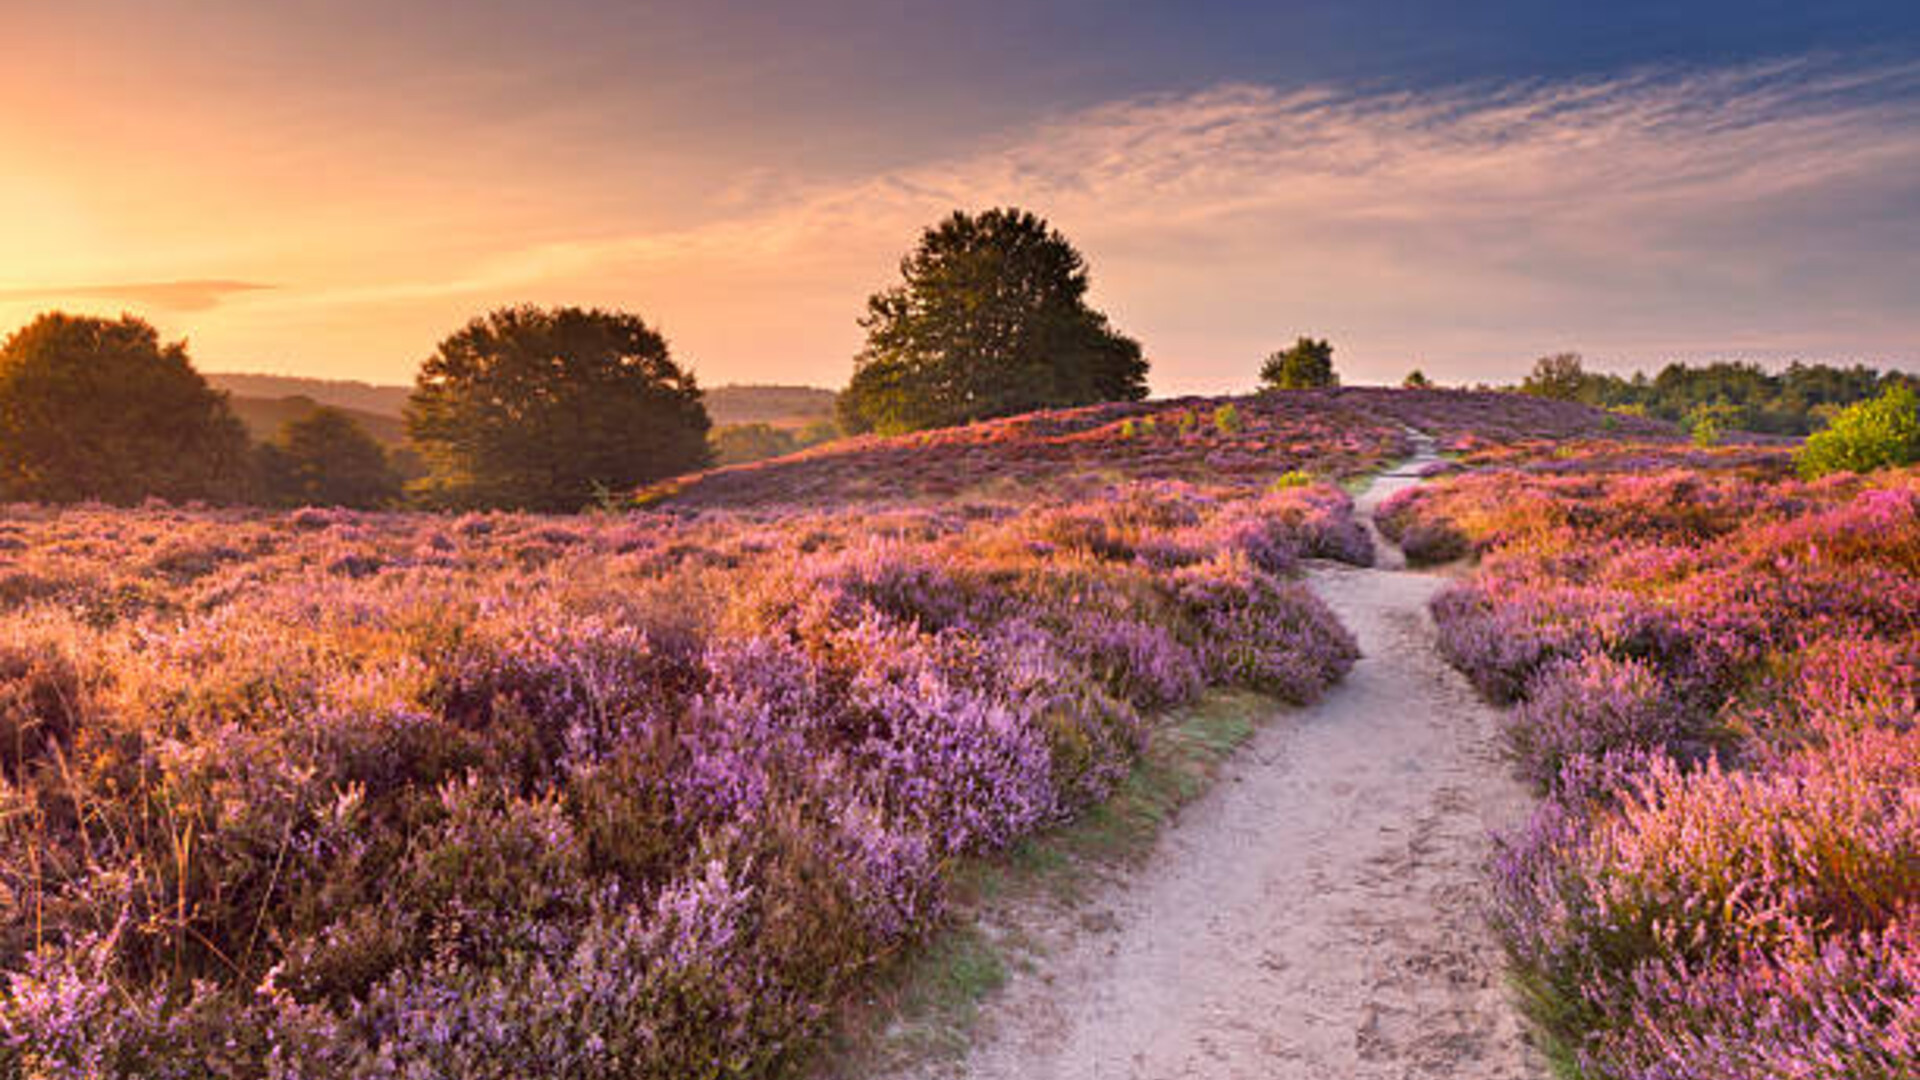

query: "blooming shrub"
(0, 460), (1383, 1074)
(1796, 383), (1920, 479)
(1416, 448), (1919, 1077)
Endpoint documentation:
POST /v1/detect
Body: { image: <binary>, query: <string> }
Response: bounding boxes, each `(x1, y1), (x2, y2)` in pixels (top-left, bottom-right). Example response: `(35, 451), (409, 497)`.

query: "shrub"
(1508, 654), (1698, 791)
(1796, 384), (1920, 478)
(1494, 735), (1918, 1078)
(1424, 447), (1920, 1077)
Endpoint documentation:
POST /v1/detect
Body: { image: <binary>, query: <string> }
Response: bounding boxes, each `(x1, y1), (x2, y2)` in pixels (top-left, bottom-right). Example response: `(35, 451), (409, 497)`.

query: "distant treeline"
(1514, 353), (1918, 436)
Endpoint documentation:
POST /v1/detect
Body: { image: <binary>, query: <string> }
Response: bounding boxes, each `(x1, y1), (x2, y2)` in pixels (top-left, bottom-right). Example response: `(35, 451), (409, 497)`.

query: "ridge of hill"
(205, 373), (839, 429)
(227, 394), (408, 446)
(704, 384), (837, 427)
(207, 373), (413, 416)
(645, 387), (1680, 510)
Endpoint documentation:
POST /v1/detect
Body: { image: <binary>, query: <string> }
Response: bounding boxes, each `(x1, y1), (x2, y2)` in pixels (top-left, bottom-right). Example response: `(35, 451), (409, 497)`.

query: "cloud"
(253, 58), (1920, 388)
(0, 280), (272, 312)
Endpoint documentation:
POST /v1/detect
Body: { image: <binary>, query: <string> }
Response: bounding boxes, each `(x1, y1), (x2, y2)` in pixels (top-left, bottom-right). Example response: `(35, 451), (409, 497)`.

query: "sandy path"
(898, 444), (1545, 1080)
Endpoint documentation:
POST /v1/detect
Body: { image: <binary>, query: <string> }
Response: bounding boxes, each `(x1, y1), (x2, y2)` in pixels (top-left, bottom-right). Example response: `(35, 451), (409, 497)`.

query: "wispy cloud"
(250, 59), (1920, 387)
(0, 280), (273, 312)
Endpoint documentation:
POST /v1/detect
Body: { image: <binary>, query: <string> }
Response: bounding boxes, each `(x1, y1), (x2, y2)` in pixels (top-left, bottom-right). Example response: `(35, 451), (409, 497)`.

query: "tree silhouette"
(406, 306), (711, 510)
(0, 312), (250, 503)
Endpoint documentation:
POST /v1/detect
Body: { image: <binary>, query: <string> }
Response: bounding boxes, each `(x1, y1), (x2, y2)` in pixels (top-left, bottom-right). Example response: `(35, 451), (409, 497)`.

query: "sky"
(3, 1), (1919, 394)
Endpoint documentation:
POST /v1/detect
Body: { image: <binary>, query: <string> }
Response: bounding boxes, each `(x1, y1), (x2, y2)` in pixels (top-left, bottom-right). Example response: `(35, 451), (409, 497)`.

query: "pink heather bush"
(0, 469), (1373, 1075)
(1508, 654), (1703, 791)
(1419, 450), (1919, 1077)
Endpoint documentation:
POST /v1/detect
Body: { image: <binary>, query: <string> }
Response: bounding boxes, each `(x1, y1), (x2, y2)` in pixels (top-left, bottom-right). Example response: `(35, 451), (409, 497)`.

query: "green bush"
(1212, 403), (1243, 434)
(1795, 384), (1920, 478)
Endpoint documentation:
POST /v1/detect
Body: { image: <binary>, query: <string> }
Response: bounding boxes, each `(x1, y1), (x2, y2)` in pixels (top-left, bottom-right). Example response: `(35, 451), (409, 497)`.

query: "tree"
(0, 312), (250, 503)
(406, 306), (711, 511)
(1402, 369), (1434, 389)
(839, 208), (1148, 434)
(1260, 337), (1337, 390)
(1795, 384), (1920, 479)
(1519, 352), (1594, 402)
(257, 407), (402, 508)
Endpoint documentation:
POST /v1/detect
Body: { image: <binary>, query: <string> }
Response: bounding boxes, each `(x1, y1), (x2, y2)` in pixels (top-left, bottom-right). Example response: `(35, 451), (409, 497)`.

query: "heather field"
(6, 388), (1913, 1079)
(645, 387), (1675, 509)
(1381, 446), (1918, 1077)
(0, 389), (1631, 1077)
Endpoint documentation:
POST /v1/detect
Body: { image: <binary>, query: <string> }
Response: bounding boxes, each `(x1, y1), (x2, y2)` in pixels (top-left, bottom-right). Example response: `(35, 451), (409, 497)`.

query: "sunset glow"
(5, 2), (1919, 391)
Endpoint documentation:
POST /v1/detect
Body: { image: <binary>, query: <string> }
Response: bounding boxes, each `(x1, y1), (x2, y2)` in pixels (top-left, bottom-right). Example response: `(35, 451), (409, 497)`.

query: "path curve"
(897, 440), (1545, 1080)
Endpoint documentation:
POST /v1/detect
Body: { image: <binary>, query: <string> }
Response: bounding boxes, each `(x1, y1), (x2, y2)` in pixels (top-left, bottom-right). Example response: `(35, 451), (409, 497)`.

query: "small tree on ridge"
(1260, 337), (1337, 390)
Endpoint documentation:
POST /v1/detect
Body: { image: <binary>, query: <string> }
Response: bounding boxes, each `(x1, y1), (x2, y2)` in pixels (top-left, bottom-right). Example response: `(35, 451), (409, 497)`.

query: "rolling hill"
(225, 393), (408, 446)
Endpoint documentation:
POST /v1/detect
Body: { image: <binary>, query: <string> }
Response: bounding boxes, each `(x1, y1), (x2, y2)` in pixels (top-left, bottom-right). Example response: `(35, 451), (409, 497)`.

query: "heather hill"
(647, 387), (1677, 510)
(0, 383), (1664, 1075)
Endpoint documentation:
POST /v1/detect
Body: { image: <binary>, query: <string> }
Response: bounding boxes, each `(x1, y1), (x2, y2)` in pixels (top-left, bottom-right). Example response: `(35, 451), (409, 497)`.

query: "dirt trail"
(897, 441), (1545, 1080)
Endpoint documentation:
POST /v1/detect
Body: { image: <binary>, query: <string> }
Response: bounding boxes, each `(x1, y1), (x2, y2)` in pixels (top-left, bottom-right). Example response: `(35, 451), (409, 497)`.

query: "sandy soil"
(892, 445), (1546, 1080)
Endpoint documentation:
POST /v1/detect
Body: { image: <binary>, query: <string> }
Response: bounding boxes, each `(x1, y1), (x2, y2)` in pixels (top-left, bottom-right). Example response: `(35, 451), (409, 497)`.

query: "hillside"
(0, 397), (1395, 1074)
(704, 384), (837, 427)
(207, 373), (838, 431)
(647, 387), (1678, 509)
(6, 386), (1906, 1080)
(206, 373), (413, 416)
(226, 393), (409, 446)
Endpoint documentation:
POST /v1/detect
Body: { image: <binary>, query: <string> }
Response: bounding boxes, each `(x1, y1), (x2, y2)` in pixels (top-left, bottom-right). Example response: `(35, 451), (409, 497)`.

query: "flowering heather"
(641, 387), (1662, 510)
(0, 460), (1380, 1075)
(1411, 449), (1918, 1076)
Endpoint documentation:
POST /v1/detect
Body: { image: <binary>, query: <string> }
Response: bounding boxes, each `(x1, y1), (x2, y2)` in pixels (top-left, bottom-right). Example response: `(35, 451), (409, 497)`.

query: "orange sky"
(5, 4), (1919, 393)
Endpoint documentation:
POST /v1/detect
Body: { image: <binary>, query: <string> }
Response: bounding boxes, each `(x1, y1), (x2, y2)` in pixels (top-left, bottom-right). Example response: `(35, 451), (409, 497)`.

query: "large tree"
(406, 306), (711, 511)
(839, 208), (1148, 434)
(0, 312), (250, 503)
(257, 406), (402, 508)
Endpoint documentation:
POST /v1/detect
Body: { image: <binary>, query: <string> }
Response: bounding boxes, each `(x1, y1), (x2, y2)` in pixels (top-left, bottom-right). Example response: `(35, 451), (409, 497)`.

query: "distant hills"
(224, 394), (408, 447)
(206, 374), (838, 436)
(206, 373), (412, 417)
(702, 385), (837, 428)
